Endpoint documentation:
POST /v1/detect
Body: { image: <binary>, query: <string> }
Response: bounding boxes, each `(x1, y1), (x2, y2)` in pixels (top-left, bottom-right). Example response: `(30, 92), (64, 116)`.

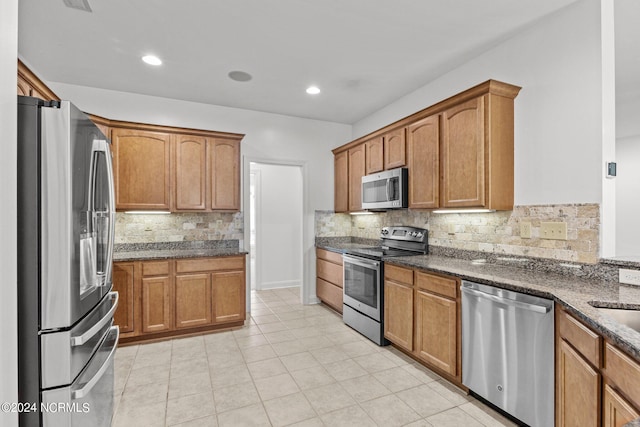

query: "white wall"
(616, 135), (640, 255)
(252, 163), (302, 289)
(1, 0), (18, 425)
(353, 0), (605, 207)
(47, 82), (351, 303)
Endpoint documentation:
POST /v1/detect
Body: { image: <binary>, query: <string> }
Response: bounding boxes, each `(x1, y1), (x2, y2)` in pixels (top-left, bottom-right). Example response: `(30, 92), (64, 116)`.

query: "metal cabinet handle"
(461, 286), (550, 314)
(71, 292), (118, 346)
(72, 326), (119, 399)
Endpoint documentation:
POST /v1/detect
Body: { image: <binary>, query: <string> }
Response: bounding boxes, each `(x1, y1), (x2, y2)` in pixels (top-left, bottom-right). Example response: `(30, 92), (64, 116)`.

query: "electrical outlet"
(447, 224), (456, 235)
(520, 222), (532, 239)
(540, 222), (567, 240)
(619, 269), (640, 286)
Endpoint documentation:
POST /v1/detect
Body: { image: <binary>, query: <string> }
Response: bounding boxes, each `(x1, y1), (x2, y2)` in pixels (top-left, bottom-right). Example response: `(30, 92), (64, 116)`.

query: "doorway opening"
(248, 161), (304, 298)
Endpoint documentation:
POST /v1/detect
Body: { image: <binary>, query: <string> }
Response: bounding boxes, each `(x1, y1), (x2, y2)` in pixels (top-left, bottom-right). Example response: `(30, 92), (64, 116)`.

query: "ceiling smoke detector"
(62, 0), (92, 12)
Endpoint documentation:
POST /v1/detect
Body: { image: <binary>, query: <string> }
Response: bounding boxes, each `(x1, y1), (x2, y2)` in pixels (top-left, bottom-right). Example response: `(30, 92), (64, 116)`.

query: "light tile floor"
(112, 287), (518, 427)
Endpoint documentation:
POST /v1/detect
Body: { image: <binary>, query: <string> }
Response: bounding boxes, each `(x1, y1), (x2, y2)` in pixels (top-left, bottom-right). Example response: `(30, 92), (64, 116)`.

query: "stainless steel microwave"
(361, 167), (408, 210)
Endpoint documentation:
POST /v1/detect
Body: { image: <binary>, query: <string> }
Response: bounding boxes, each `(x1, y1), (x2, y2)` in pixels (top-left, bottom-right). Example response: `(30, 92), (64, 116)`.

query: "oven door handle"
(343, 254), (380, 269)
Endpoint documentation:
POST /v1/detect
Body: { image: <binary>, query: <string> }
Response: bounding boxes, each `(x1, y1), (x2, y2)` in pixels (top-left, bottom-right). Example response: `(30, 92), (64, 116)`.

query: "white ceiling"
(19, 0), (584, 124)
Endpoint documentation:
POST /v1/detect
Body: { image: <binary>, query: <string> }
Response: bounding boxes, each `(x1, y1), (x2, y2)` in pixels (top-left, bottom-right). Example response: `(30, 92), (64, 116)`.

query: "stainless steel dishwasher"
(461, 281), (554, 427)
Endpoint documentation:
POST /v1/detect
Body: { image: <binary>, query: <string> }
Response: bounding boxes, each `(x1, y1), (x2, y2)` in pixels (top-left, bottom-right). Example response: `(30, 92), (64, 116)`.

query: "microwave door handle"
(385, 179), (391, 201)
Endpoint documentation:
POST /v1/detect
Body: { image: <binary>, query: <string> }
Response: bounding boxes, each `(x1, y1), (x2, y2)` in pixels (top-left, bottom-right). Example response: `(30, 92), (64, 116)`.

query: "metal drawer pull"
(72, 326), (119, 399)
(71, 292), (118, 346)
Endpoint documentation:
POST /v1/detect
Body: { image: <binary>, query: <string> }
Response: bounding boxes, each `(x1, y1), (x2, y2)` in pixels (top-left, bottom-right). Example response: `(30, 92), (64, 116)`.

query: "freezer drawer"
(41, 291), (118, 389)
(42, 326), (119, 427)
(461, 281), (554, 427)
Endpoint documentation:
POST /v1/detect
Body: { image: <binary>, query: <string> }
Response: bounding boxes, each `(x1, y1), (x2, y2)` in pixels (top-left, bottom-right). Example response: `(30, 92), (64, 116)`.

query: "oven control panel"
(380, 226), (427, 243)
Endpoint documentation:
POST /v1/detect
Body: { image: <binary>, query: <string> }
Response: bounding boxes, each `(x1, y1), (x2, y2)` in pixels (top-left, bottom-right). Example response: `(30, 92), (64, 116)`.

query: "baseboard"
(258, 279), (301, 290)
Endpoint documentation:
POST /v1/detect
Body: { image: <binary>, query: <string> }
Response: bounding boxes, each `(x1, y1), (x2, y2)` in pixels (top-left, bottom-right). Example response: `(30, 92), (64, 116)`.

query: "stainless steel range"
(342, 226), (428, 345)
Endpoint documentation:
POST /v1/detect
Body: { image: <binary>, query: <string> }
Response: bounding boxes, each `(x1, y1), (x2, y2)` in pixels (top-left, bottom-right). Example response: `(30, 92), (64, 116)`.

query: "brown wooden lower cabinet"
(556, 305), (640, 427)
(113, 254), (246, 344)
(175, 273), (213, 329)
(112, 262), (135, 336)
(383, 263), (461, 385)
(316, 248), (343, 313)
(556, 338), (600, 427)
(141, 275), (173, 333)
(603, 384), (640, 427)
(383, 266), (414, 353)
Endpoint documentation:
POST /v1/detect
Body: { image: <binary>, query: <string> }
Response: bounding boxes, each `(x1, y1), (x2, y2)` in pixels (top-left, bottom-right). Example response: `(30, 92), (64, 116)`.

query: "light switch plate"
(520, 222), (532, 239)
(619, 269), (640, 286)
(540, 222), (567, 240)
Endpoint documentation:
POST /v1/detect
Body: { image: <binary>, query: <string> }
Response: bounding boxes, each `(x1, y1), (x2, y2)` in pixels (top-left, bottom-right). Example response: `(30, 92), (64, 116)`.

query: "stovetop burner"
(345, 247), (423, 260)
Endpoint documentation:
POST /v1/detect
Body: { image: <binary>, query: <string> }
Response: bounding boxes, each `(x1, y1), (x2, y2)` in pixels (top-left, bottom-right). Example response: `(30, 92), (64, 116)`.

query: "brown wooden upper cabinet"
(17, 60), (60, 102)
(365, 136), (384, 174)
(383, 128), (407, 169)
(113, 127), (242, 212)
(174, 135), (207, 210)
(332, 80), (520, 212)
(112, 128), (172, 210)
(348, 144), (366, 212)
(173, 137), (241, 212)
(334, 151), (348, 213)
(209, 139), (241, 211)
(407, 115), (440, 209)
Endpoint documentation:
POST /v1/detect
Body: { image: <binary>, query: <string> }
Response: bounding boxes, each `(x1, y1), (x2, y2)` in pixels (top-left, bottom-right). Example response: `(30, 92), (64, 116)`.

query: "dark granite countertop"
(113, 240), (247, 262)
(602, 256), (640, 269)
(314, 237), (379, 254)
(114, 248), (247, 262)
(316, 238), (640, 363)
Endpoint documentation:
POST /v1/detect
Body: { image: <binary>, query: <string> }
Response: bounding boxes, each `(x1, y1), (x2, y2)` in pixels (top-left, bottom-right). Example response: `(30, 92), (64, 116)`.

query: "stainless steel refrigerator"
(17, 96), (119, 427)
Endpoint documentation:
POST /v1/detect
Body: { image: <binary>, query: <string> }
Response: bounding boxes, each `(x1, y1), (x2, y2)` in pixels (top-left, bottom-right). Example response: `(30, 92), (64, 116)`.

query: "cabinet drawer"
(176, 256), (245, 273)
(141, 260), (170, 277)
(317, 258), (343, 287)
(557, 309), (602, 368)
(416, 271), (457, 299)
(604, 343), (640, 408)
(316, 278), (343, 313)
(316, 248), (343, 265)
(385, 264), (413, 286)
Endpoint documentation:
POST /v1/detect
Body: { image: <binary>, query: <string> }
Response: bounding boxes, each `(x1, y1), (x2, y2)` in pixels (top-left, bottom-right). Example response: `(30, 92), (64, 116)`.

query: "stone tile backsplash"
(115, 212), (243, 244)
(315, 203), (600, 264)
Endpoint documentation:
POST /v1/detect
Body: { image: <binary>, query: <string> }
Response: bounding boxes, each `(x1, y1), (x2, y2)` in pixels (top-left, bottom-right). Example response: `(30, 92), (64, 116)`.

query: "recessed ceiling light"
(228, 71), (253, 82)
(306, 86), (321, 95)
(142, 55), (162, 66)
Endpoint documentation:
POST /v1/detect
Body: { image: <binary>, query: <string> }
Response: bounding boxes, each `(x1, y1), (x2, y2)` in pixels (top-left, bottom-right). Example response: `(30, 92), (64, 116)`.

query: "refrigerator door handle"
(71, 326), (119, 400)
(91, 139), (116, 287)
(70, 292), (118, 347)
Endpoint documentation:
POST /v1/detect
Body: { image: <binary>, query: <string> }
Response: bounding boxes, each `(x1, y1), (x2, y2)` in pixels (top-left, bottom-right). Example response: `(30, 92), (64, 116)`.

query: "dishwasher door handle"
(461, 286), (551, 314)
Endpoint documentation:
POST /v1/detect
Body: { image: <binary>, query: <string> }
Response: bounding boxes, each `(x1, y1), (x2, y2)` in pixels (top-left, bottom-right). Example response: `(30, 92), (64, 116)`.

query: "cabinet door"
(175, 273), (213, 329)
(441, 97), (485, 208)
(383, 279), (413, 352)
(112, 129), (172, 210)
(334, 151), (349, 213)
(212, 270), (246, 324)
(384, 128), (406, 169)
(141, 276), (172, 333)
(407, 115), (439, 209)
(112, 262), (135, 334)
(348, 144), (366, 212)
(415, 289), (457, 376)
(174, 135), (207, 210)
(556, 339), (600, 427)
(365, 137), (384, 174)
(603, 384), (640, 427)
(209, 139), (240, 211)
